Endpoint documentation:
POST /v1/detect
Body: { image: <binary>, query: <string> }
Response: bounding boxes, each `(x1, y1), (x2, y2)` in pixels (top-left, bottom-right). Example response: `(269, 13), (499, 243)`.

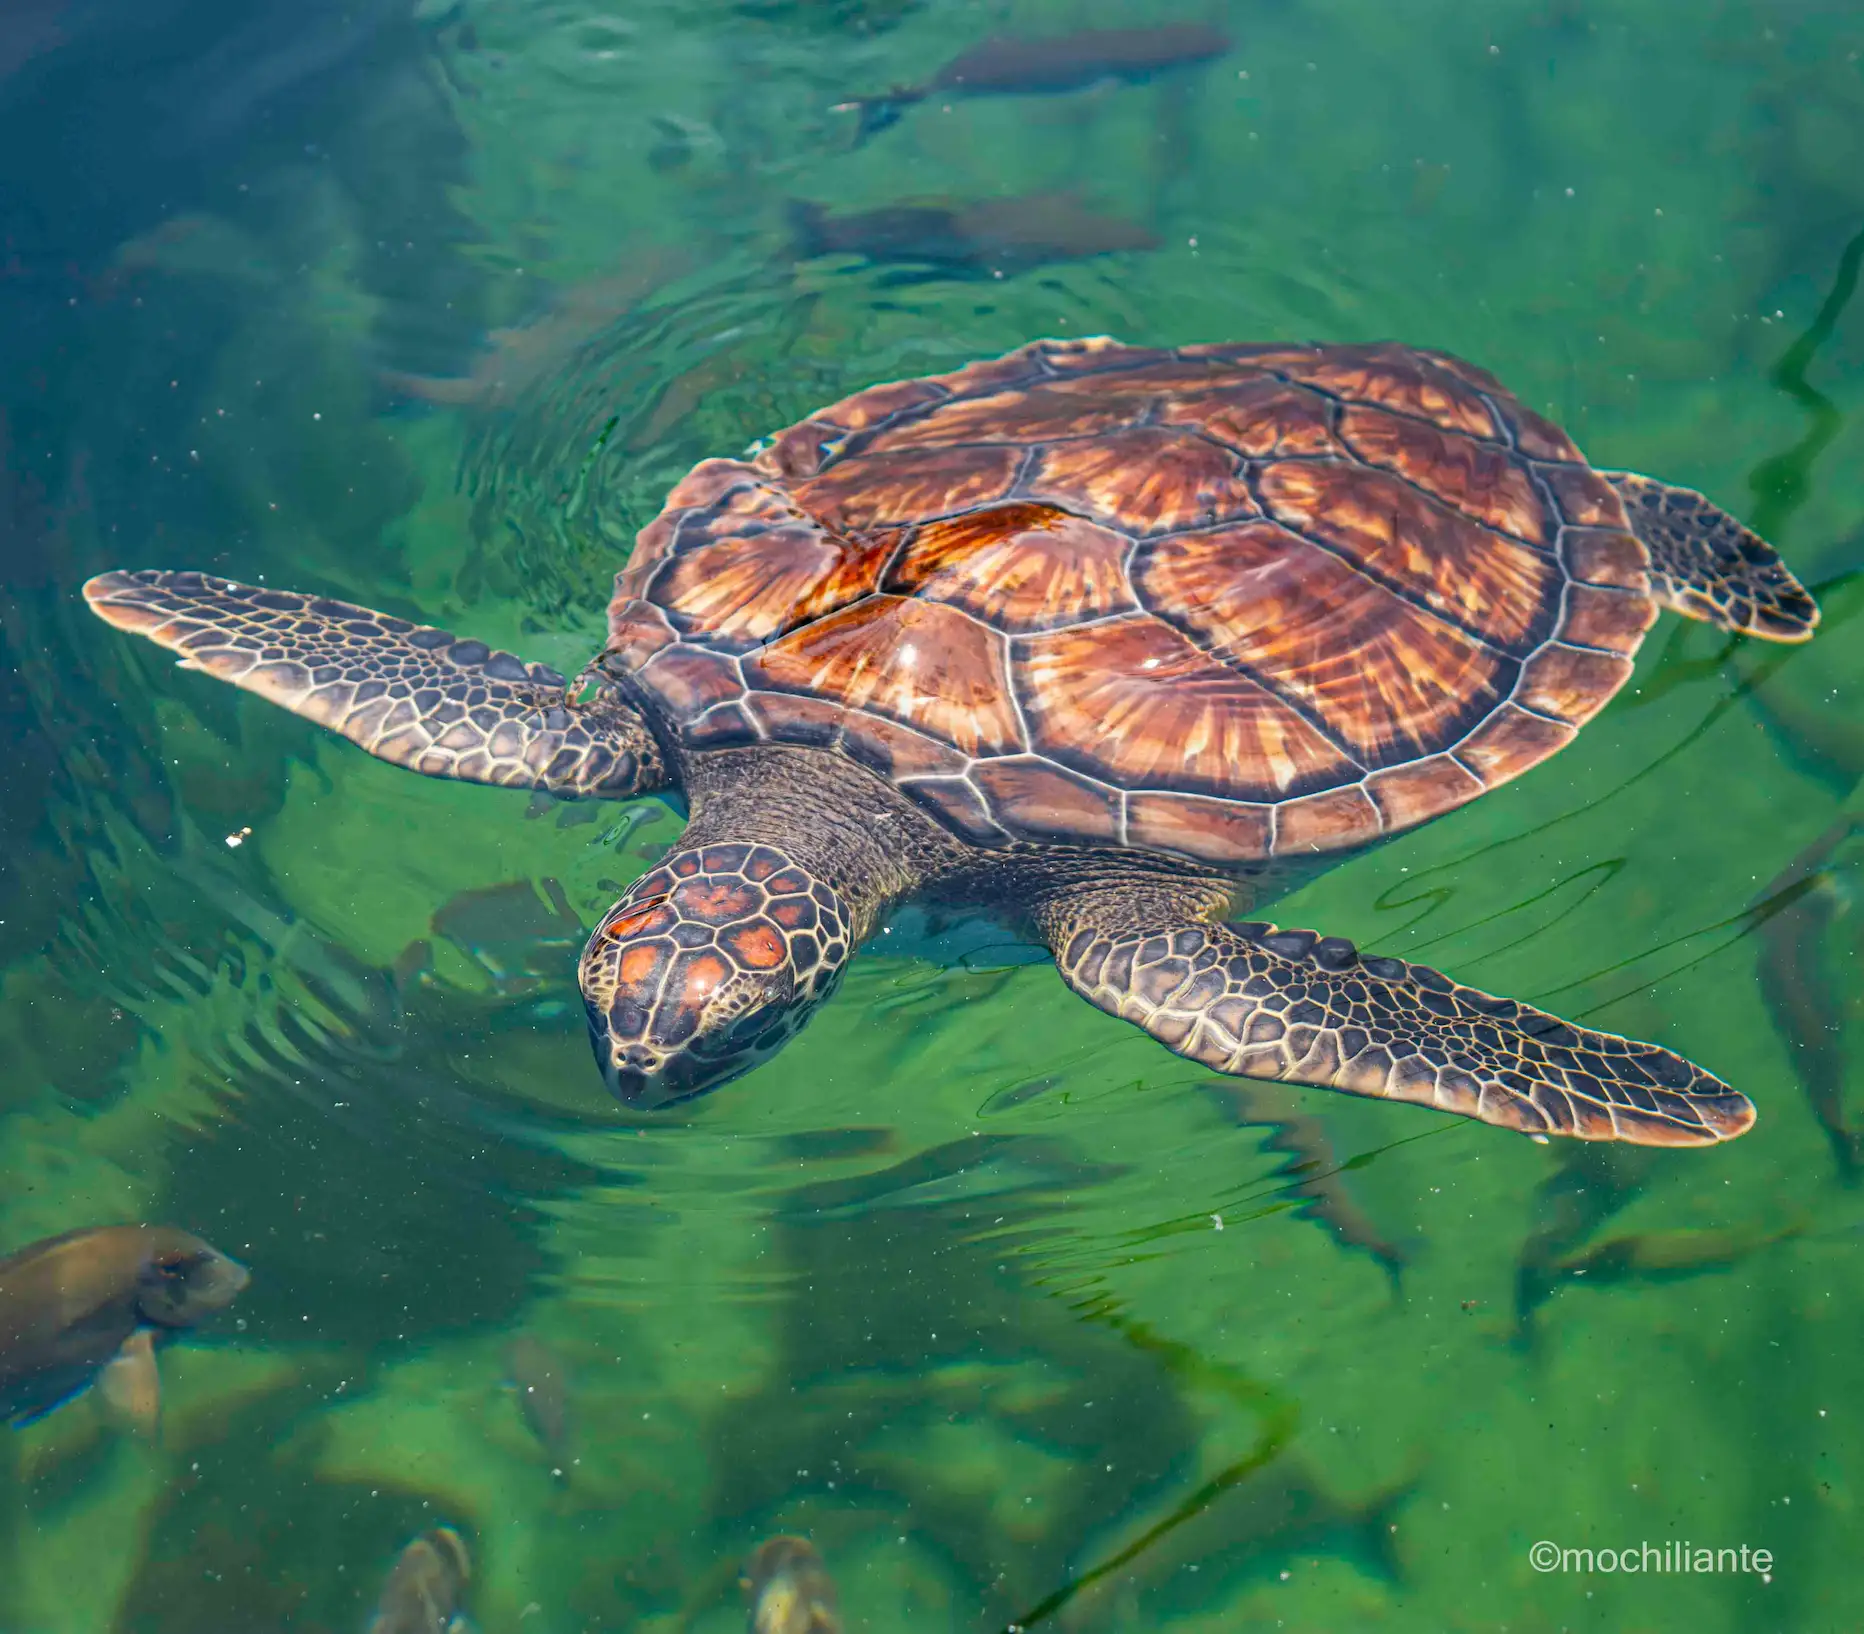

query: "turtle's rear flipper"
(1606, 472), (1820, 642)
(83, 571), (665, 798)
(1039, 889), (1755, 1147)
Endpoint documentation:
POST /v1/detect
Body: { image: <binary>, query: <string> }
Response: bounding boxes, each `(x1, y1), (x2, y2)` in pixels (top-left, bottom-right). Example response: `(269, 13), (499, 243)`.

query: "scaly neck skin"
(674, 745), (969, 939)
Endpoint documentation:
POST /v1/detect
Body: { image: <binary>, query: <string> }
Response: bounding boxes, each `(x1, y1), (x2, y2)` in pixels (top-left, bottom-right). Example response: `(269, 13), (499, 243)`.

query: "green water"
(2, 1), (1862, 1629)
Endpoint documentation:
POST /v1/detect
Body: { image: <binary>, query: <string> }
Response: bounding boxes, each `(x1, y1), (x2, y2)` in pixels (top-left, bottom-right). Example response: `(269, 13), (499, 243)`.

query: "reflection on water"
(2, 0), (1863, 1629)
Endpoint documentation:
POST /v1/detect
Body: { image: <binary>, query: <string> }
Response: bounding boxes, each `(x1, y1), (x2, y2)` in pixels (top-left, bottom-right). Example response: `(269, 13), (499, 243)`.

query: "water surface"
(1, 1), (1862, 1629)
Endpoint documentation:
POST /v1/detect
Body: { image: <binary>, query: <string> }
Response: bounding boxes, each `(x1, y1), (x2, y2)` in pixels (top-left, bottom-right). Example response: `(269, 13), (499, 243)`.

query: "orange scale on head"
(722, 923), (786, 971)
(618, 942), (668, 989)
(606, 895), (673, 940)
(766, 869), (812, 895)
(672, 880), (762, 925)
(675, 951), (733, 1001)
(768, 898), (817, 931)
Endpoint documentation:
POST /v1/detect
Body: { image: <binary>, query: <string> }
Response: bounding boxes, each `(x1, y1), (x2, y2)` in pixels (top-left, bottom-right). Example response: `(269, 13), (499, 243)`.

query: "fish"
(1201, 1081), (1408, 1289)
(836, 23), (1232, 141)
(1547, 1220), (1805, 1288)
(366, 1526), (473, 1634)
(1513, 1143), (1650, 1334)
(1754, 813), (1861, 1180)
(0, 1225), (249, 1429)
(380, 249), (688, 410)
(505, 1334), (572, 1477)
(431, 879), (585, 993)
(789, 192), (1158, 278)
(96, 1327), (161, 1436)
(742, 1536), (842, 1634)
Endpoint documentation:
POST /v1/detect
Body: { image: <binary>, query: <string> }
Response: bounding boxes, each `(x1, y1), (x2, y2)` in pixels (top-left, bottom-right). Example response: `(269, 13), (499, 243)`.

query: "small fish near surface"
(0, 1225), (249, 1431)
(505, 1333), (572, 1479)
(366, 1526), (472, 1634)
(1547, 1220), (1806, 1292)
(1753, 811), (1863, 1181)
(432, 878), (585, 994)
(1202, 1080), (1409, 1291)
(789, 193), (1158, 280)
(743, 1536), (842, 1634)
(836, 22), (1232, 141)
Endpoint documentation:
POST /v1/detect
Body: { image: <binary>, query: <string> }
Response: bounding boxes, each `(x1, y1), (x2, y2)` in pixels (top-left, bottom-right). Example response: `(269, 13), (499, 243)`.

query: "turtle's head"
(579, 842), (853, 1108)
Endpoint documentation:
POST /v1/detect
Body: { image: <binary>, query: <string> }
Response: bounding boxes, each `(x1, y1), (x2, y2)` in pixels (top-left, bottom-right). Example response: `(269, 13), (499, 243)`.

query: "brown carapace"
(84, 338), (1819, 1145)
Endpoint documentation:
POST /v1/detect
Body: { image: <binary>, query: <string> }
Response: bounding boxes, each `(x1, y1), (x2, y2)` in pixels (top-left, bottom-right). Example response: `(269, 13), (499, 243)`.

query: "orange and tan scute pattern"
(608, 338), (1656, 865)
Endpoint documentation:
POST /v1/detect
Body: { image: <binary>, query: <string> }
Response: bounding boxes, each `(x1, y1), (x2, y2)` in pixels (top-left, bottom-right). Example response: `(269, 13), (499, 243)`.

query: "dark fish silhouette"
(743, 1536), (841, 1634)
(0, 1225), (249, 1429)
(1202, 1080), (1409, 1289)
(505, 1333), (572, 1477)
(1513, 1144), (1650, 1333)
(366, 1526), (472, 1634)
(836, 23), (1231, 140)
(1757, 820), (1859, 1177)
(431, 878), (584, 992)
(789, 193), (1157, 278)
(1547, 1220), (1804, 1289)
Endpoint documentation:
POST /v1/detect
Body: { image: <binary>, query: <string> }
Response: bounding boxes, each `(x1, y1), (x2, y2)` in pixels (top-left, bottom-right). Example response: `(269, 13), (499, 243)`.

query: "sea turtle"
(85, 338), (1820, 1145)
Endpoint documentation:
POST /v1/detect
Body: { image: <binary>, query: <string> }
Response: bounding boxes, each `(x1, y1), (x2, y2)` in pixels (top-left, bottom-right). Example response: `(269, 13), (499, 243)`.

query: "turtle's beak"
(593, 1035), (757, 1110)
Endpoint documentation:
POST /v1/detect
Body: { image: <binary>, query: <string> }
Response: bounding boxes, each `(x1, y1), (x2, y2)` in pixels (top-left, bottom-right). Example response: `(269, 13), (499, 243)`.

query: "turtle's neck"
(675, 745), (971, 942)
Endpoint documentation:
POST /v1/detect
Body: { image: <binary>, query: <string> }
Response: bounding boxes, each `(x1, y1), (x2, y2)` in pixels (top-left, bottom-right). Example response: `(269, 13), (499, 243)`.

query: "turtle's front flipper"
(83, 571), (665, 798)
(1037, 886), (1754, 1147)
(1605, 472), (1819, 642)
